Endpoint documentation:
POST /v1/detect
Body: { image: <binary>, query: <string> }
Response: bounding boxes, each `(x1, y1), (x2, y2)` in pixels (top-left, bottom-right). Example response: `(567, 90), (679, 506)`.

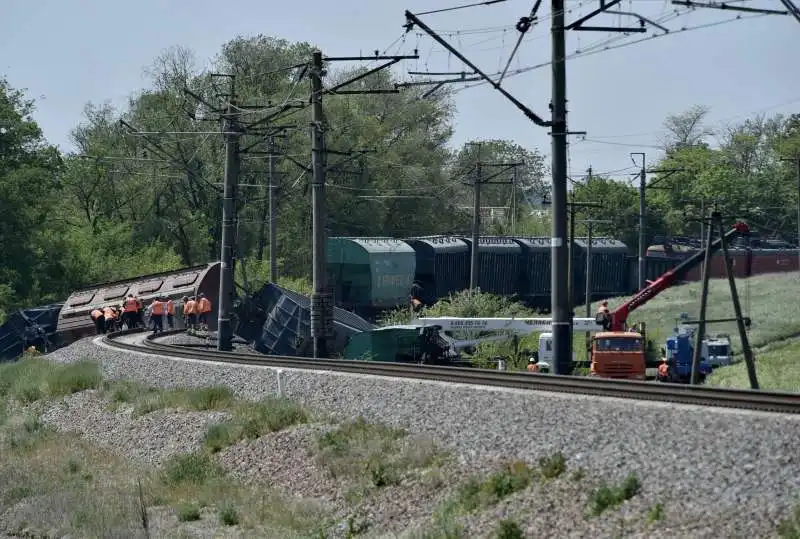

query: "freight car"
(56, 262), (221, 344)
(643, 246), (799, 282)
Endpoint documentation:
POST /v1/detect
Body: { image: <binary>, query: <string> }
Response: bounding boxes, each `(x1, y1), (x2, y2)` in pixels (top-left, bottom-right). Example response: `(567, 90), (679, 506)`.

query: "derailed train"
(326, 235), (800, 316)
(0, 263), (222, 361)
(1, 232), (797, 361)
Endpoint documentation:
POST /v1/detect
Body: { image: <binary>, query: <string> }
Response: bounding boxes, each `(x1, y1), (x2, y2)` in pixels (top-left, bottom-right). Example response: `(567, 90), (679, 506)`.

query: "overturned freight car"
(0, 303), (63, 361)
(56, 262), (221, 343)
(234, 282), (375, 357)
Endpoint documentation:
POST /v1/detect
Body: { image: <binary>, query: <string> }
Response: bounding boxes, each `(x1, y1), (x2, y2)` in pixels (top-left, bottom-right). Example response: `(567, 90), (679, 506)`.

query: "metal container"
(327, 237), (416, 310)
(512, 236), (552, 308)
(573, 237), (629, 303)
(404, 236), (470, 304)
(459, 236), (522, 296)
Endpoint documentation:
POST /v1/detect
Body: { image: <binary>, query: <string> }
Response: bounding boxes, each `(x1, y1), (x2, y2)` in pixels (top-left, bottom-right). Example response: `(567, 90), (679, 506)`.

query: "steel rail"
(102, 328), (800, 415)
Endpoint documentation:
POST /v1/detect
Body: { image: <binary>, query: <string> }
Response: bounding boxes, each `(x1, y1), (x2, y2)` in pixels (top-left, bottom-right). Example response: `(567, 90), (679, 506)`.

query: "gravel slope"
(42, 336), (800, 538)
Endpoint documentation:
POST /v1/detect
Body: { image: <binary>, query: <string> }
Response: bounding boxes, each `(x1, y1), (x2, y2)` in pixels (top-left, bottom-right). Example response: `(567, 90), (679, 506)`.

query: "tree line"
(1, 35), (798, 322)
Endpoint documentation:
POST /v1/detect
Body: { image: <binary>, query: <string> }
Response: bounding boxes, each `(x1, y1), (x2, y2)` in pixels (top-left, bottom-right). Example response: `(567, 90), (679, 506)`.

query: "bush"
(587, 473), (641, 516)
(176, 503), (201, 522)
(162, 452), (223, 487)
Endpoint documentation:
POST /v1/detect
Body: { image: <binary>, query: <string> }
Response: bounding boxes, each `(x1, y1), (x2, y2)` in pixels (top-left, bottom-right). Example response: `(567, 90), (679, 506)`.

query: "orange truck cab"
(589, 331), (647, 380)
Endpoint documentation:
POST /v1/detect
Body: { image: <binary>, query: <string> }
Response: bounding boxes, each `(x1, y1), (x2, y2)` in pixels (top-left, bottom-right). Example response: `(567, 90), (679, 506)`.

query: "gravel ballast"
(43, 335), (800, 538)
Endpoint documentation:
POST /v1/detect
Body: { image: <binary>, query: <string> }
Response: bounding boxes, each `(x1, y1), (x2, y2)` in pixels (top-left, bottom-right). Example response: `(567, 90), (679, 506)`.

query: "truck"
(594, 220), (750, 378)
(702, 334), (734, 368)
(404, 316), (651, 379)
(658, 327), (714, 384)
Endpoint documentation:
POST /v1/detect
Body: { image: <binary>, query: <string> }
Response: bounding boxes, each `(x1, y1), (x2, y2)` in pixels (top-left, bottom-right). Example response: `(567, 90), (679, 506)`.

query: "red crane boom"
(605, 221), (750, 332)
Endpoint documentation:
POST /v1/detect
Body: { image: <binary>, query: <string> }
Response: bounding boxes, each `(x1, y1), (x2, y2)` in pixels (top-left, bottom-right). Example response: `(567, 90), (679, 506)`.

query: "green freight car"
(327, 237), (416, 316)
(343, 325), (453, 364)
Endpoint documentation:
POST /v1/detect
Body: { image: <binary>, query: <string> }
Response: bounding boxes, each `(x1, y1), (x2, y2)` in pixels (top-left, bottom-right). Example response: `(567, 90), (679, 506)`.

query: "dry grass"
(0, 359), (331, 538)
(315, 417), (448, 490)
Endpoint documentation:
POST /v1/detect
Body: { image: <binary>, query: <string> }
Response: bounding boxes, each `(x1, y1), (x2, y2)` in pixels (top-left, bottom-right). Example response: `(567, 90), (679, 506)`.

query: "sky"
(2, 0), (799, 183)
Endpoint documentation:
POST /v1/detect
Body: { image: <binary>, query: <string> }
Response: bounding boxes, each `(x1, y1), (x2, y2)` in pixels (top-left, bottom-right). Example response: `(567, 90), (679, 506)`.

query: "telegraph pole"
(581, 218), (612, 349)
(511, 166), (518, 235)
(470, 142), (482, 292)
(310, 50), (331, 359)
(268, 135), (279, 283)
(218, 88), (242, 351)
(566, 199), (602, 310)
(306, 49), (419, 358)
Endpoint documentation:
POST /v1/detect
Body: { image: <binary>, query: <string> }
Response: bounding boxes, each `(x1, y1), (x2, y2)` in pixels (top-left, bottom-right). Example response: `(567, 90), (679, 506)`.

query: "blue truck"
(658, 327), (714, 384)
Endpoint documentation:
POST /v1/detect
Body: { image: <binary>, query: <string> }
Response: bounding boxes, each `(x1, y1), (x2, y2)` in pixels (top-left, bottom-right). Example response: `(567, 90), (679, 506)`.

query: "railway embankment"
(0, 336), (792, 537)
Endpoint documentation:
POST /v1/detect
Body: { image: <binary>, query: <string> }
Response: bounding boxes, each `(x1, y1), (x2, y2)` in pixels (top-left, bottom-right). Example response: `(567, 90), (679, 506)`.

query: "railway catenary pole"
(631, 152), (647, 291)
(566, 199), (602, 311)
(550, 0), (572, 374)
(691, 209), (715, 385)
(470, 142), (482, 292)
(310, 50), (332, 359)
(218, 94), (242, 352)
(268, 135), (279, 283)
(581, 218), (611, 349)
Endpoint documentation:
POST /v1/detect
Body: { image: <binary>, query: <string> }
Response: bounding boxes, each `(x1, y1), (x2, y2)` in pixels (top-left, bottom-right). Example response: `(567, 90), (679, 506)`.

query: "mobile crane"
(594, 220), (751, 380)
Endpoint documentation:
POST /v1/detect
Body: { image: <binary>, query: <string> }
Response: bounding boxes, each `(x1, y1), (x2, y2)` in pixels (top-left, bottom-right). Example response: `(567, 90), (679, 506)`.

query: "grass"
(315, 417), (447, 489)
(0, 357), (332, 537)
(0, 357), (102, 403)
(587, 473), (641, 517)
(779, 504), (800, 538)
(202, 397), (309, 453)
(583, 272), (800, 356)
(706, 338), (800, 392)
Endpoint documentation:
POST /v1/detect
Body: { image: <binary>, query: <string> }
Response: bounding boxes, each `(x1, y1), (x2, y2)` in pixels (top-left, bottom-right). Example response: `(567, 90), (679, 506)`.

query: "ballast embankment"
(44, 335), (800, 538)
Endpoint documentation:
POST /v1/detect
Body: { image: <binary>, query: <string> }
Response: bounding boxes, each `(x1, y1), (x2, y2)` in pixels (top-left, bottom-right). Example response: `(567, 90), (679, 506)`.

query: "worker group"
(89, 294), (213, 335)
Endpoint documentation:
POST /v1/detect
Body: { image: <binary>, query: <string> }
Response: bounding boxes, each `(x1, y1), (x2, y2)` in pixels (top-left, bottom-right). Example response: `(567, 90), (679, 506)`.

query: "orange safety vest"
(103, 307), (116, 320)
(198, 297), (211, 313)
(527, 363), (539, 373)
(123, 297), (138, 313)
(166, 299), (175, 315)
(658, 363), (669, 376)
(184, 300), (196, 314)
(151, 301), (165, 316)
(90, 309), (103, 320)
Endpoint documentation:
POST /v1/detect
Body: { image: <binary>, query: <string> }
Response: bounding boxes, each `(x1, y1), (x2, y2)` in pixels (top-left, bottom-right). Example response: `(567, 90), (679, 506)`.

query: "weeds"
(315, 417), (444, 488)
(202, 397), (309, 453)
(176, 503), (201, 522)
(587, 473), (641, 517)
(130, 385), (235, 416)
(778, 504), (800, 538)
(494, 519), (526, 539)
(538, 452), (566, 480)
(0, 358), (101, 403)
(218, 504), (239, 526)
(647, 502), (664, 523)
(162, 452), (224, 487)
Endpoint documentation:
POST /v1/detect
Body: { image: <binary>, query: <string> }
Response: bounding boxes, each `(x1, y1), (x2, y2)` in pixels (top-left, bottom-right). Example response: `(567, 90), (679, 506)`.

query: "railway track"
(102, 328), (800, 415)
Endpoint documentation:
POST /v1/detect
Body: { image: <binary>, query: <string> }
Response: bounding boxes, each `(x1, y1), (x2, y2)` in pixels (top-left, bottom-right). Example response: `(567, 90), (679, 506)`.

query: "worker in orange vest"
(90, 308), (105, 334)
(527, 357), (540, 373)
(657, 357), (670, 381)
(196, 293), (212, 331)
(122, 294), (139, 329)
(183, 296), (197, 330)
(166, 298), (175, 329)
(102, 306), (117, 333)
(149, 297), (165, 334)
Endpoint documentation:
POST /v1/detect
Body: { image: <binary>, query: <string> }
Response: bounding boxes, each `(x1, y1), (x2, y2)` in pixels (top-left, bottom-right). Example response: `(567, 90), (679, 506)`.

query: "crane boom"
(410, 317), (603, 333)
(607, 220), (750, 331)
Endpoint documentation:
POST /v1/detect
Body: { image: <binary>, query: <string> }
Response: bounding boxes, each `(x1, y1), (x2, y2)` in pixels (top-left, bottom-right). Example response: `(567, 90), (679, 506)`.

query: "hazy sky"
(2, 0), (798, 181)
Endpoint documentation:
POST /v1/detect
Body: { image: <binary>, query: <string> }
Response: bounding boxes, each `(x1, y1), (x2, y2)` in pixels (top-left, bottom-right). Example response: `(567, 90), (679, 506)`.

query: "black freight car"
(460, 237), (522, 296)
(573, 238), (630, 303)
(512, 237), (552, 309)
(404, 236), (470, 305)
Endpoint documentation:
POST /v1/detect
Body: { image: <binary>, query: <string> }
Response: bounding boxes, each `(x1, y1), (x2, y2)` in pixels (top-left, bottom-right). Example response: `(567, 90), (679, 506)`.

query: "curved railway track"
(102, 328), (800, 415)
